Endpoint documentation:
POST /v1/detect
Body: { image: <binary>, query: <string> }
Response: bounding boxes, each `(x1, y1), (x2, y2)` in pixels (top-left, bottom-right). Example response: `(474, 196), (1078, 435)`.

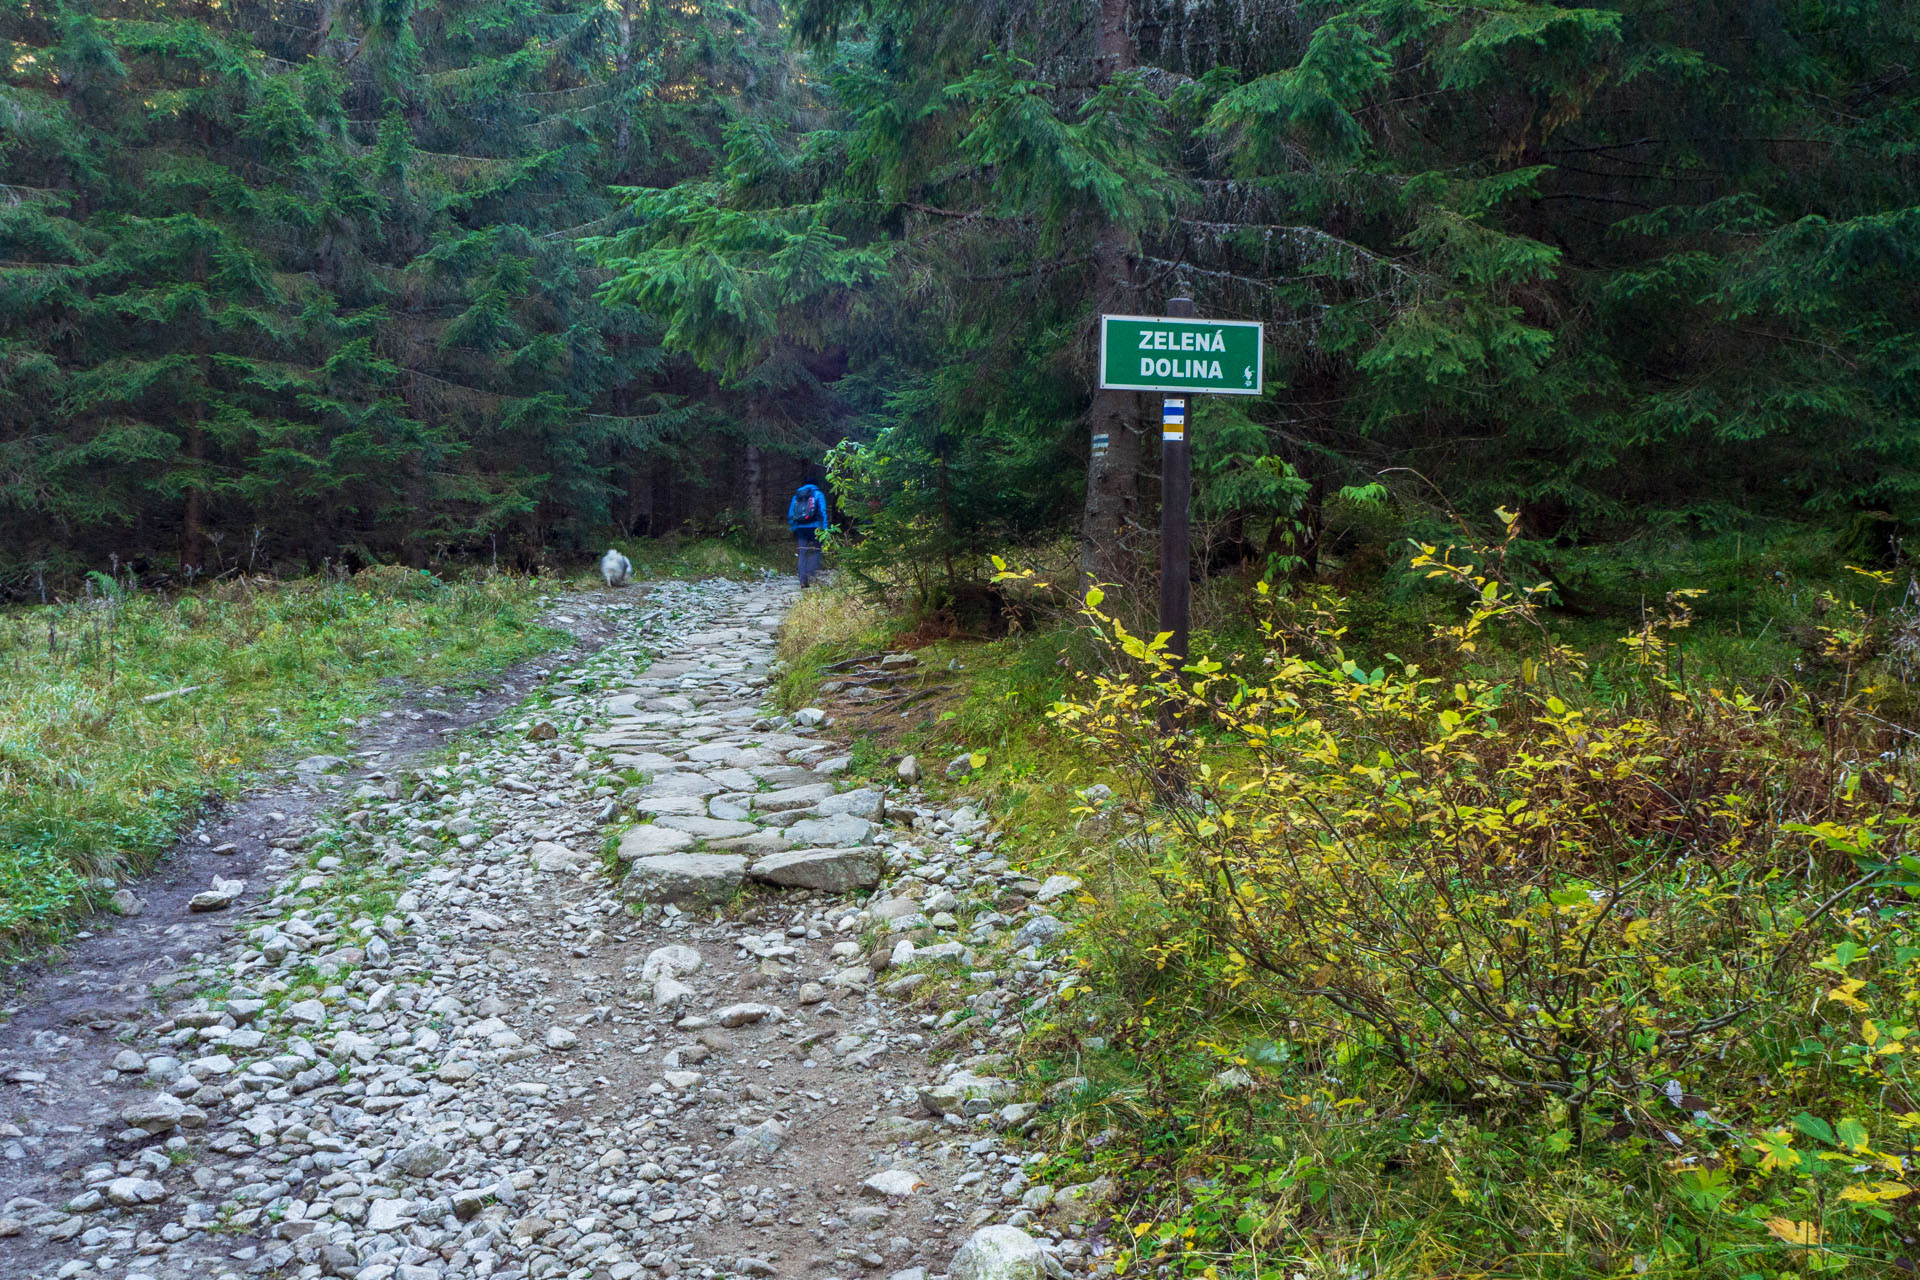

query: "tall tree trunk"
(1079, 0), (1142, 587)
(744, 443), (765, 526)
(651, 455), (674, 537)
(313, 0), (339, 54)
(613, 0), (635, 160)
(181, 408), (205, 570)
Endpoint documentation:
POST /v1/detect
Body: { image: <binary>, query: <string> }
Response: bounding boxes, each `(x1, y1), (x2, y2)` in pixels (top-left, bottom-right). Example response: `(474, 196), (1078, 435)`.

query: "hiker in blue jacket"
(787, 481), (829, 587)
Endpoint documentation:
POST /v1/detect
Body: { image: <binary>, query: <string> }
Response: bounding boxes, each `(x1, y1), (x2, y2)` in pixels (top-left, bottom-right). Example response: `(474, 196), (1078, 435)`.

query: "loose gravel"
(0, 577), (1112, 1280)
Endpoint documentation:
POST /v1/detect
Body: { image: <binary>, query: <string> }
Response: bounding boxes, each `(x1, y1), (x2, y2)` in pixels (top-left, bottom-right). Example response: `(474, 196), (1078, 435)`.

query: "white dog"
(599, 548), (633, 587)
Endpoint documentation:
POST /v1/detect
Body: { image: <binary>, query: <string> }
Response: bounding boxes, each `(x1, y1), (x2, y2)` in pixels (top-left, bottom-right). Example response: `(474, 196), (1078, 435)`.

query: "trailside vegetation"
(0, 567), (559, 952)
(771, 510), (1920, 1279)
(1014, 525), (1920, 1278)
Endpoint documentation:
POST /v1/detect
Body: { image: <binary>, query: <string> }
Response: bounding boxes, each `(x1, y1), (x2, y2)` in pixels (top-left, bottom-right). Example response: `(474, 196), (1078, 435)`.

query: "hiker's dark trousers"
(796, 529), (821, 586)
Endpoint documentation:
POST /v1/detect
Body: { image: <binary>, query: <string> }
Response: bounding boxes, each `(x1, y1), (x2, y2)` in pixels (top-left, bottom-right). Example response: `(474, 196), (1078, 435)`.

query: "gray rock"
(785, 813), (874, 848)
(793, 708), (828, 727)
(949, 1225), (1057, 1280)
(109, 888), (145, 917)
(640, 773), (724, 798)
(530, 840), (586, 872)
(655, 816), (760, 840)
(188, 876), (245, 912)
(623, 854), (747, 904)
(616, 825), (697, 861)
(862, 1169), (926, 1198)
(105, 1177), (167, 1207)
(284, 999), (326, 1026)
(120, 1094), (186, 1134)
(1013, 915), (1069, 950)
(641, 944), (704, 982)
(713, 1002), (780, 1028)
(946, 752), (977, 780)
(393, 1140), (451, 1179)
(918, 1071), (1012, 1117)
(1033, 874), (1082, 904)
(722, 1118), (787, 1157)
(813, 787), (884, 820)
(710, 829), (792, 855)
(896, 755), (921, 783)
(755, 783), (836, 812)
(637, 793), (710, 818)
(749, 847), (883, 892)
(653, 977), (696, 1007)
(1051, 1176), (1115, 1224)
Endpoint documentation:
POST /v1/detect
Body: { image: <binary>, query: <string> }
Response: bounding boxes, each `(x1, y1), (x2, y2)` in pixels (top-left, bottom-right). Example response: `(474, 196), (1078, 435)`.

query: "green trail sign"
(1099, 314), (1263, 395)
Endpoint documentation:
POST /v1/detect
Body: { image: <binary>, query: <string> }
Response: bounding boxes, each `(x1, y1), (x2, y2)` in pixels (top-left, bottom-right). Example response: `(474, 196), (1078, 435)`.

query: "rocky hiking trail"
(0, 577), (1109, 1280)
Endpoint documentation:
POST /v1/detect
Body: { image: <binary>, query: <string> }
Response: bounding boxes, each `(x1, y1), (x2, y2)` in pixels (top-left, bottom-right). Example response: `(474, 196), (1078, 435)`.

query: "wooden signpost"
(1099, 301), (1264, 678)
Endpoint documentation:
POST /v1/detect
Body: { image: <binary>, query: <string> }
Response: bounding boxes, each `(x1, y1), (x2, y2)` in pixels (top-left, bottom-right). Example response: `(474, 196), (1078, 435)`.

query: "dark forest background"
(4, 0), (1916, 589)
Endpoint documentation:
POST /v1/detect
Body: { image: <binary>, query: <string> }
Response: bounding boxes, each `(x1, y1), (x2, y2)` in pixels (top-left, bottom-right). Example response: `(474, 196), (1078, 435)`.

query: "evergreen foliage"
(603, 0), (1920, 588)
(0, 0), (786, 583)
(5, 0), (1917, 587)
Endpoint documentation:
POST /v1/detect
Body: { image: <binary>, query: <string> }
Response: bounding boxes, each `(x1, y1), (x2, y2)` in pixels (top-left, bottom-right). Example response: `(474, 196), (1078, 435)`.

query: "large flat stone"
(785, 813), (874, 847)
(754, 783), (837, 812)
(813, 787), (885, 820)
(684, 744), (746, 764)
(635, 794), (710, 818)
(747, 765), (823, 787)
(616, 825), (698, 862)
(607, 751), (679, 771)
(750, 847), (883, 892)
(655, 816), (761, 840)
(711, 830), (794, 855)
(705, 766), (762, 792)
(624, 854), (747, 905)
(640, 773), (722, 798)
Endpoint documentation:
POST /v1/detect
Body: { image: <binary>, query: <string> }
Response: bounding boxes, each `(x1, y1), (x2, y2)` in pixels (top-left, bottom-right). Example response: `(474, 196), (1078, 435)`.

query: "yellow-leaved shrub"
(1041, 513), (1917, 1136)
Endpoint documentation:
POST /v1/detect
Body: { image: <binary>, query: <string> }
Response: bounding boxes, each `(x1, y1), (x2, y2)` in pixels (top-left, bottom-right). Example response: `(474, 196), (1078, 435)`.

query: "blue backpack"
(792, 488), (820, 524)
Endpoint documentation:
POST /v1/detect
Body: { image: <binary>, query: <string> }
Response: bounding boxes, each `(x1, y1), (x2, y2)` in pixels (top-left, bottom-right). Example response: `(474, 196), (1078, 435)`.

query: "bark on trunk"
(614, 0), (635, 159)
(744, 443), (765, 525)
(1078, 0), (1142, 587)
(180, 411), (205, 570)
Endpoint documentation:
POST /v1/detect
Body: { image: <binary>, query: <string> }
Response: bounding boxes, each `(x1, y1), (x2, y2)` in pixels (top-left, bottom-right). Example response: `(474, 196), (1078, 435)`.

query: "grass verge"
(602, 534), (788, 582)
(0, 565), (565, 955)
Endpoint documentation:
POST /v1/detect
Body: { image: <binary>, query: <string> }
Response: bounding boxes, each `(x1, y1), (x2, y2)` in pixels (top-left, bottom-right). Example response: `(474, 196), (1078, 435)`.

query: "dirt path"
(0, 577), (1104, 1280)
